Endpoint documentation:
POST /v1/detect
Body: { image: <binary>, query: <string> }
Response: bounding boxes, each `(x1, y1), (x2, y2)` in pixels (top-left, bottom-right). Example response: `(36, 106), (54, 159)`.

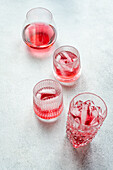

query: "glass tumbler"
(22, 7), (57, 49)
(53, 46), (81, 86)
(33, 79), (63, 121)
(66, 92), (107, 148)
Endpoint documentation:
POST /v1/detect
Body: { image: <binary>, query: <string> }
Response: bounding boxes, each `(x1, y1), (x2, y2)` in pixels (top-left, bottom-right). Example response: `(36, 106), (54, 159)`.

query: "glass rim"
(33, 79), (63, 100)
(53, 45), (80, 66)
(26, 7), (53, 19)
(69, 92), (107, 128)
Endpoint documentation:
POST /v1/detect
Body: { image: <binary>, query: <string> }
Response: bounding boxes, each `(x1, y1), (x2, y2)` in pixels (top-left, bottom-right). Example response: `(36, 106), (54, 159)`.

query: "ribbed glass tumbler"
(33, 79), (63, 122)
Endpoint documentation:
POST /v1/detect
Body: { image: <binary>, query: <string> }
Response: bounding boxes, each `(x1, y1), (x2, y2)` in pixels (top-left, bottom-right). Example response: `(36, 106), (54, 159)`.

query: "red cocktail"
(22, 7), (57, 49)
(53, 46), (81, 85)
(33, 79), (63, 121)
(23, 23), (56, 49)
(66, 93), (107, 148)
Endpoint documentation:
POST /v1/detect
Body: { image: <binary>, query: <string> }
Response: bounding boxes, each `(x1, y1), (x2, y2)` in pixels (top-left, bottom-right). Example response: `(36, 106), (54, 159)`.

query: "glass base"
(72, 138), (93, 148)
(53, 69), (81, 86)
(33, 103), (63, 121)
(35, 113), (60, 123)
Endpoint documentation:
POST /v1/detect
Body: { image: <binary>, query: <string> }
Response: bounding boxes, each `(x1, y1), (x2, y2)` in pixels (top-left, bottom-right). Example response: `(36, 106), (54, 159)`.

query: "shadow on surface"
(58, 136), (93, 169)
(62, 73), (88, 94)
(34, 111), (64, 133)
(26, 42), (59, 59)
(62, 78), (81, 90)
(59, 136), (107, 170)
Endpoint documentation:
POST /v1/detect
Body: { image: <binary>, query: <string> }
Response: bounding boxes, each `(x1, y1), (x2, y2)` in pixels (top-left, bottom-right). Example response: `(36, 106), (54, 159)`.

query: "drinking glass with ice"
(53, 46), (81, 86)
(33, 79), (63, 122)
(66, 92), (107, 148)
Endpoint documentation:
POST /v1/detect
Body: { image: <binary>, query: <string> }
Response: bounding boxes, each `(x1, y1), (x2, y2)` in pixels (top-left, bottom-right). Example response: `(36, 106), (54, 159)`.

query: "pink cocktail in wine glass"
(22, 7), (57, 49)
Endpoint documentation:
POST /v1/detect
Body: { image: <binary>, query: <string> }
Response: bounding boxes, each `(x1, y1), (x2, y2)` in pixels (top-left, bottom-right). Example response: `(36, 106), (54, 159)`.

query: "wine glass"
(22, 7), (57, 49)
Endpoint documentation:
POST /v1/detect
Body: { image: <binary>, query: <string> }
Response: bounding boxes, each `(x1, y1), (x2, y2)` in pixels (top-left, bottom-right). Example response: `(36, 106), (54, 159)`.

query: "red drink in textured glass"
(33, 87), (63, 119)
(66, 93), (107, 148)
(53, 46), (81, 85)
(33, 79), (63, 121)
(23, 23), (56, 49)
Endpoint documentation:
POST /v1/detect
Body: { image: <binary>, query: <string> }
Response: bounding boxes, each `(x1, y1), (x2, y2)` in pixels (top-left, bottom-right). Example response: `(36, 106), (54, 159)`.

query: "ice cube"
(39, 88), (56, 95)
(56, 54), (61, 62)
(59, 61), (74, 72)
(90, 106), (99, 117)
(87, 105), (95, 116)
(59, 52), (67, 60)
(96, 106), (102, 115)
(81, 103), (88, 125)
(59, 59), (66, 65)
(73, 59), (79, 69)
(62, 51), (72, 62)
(85, 105), (99, 125)
(71, 103), (81, 116)
(38, 88), (57, 100)
(72, 55), (78, 62)
(74, 117), (80, 128)
(78, 100), (102, 126)
(56, 62), (64, 72)
(64, 64), (73, 72)
(36, 93), (41, 100)
(57, 51), (75, 72)
(90, 117), (98, 125)
(58, 53), (68, 68)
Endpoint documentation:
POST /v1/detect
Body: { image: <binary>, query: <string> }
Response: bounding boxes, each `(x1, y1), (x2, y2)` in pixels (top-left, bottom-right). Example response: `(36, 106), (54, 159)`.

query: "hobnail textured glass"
(33, 79), (63, 121)
(66, 92), (107, 148)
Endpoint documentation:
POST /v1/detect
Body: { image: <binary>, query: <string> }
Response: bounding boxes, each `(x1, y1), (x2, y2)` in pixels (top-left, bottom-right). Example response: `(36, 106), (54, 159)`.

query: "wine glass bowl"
(22, 7), (57, 49)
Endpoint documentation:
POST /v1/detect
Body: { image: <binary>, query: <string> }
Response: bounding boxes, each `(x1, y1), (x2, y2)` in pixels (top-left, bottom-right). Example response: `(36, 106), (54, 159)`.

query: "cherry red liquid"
(53, 51), (80, 82)
(66, 100), (103, 148)
(23, 23), (56, 49)
(33, 87), (63, 119)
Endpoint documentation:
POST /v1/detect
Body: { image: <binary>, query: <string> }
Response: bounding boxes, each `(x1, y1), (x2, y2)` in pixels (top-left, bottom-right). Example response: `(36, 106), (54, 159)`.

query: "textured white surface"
(0, 0), (113, 169)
